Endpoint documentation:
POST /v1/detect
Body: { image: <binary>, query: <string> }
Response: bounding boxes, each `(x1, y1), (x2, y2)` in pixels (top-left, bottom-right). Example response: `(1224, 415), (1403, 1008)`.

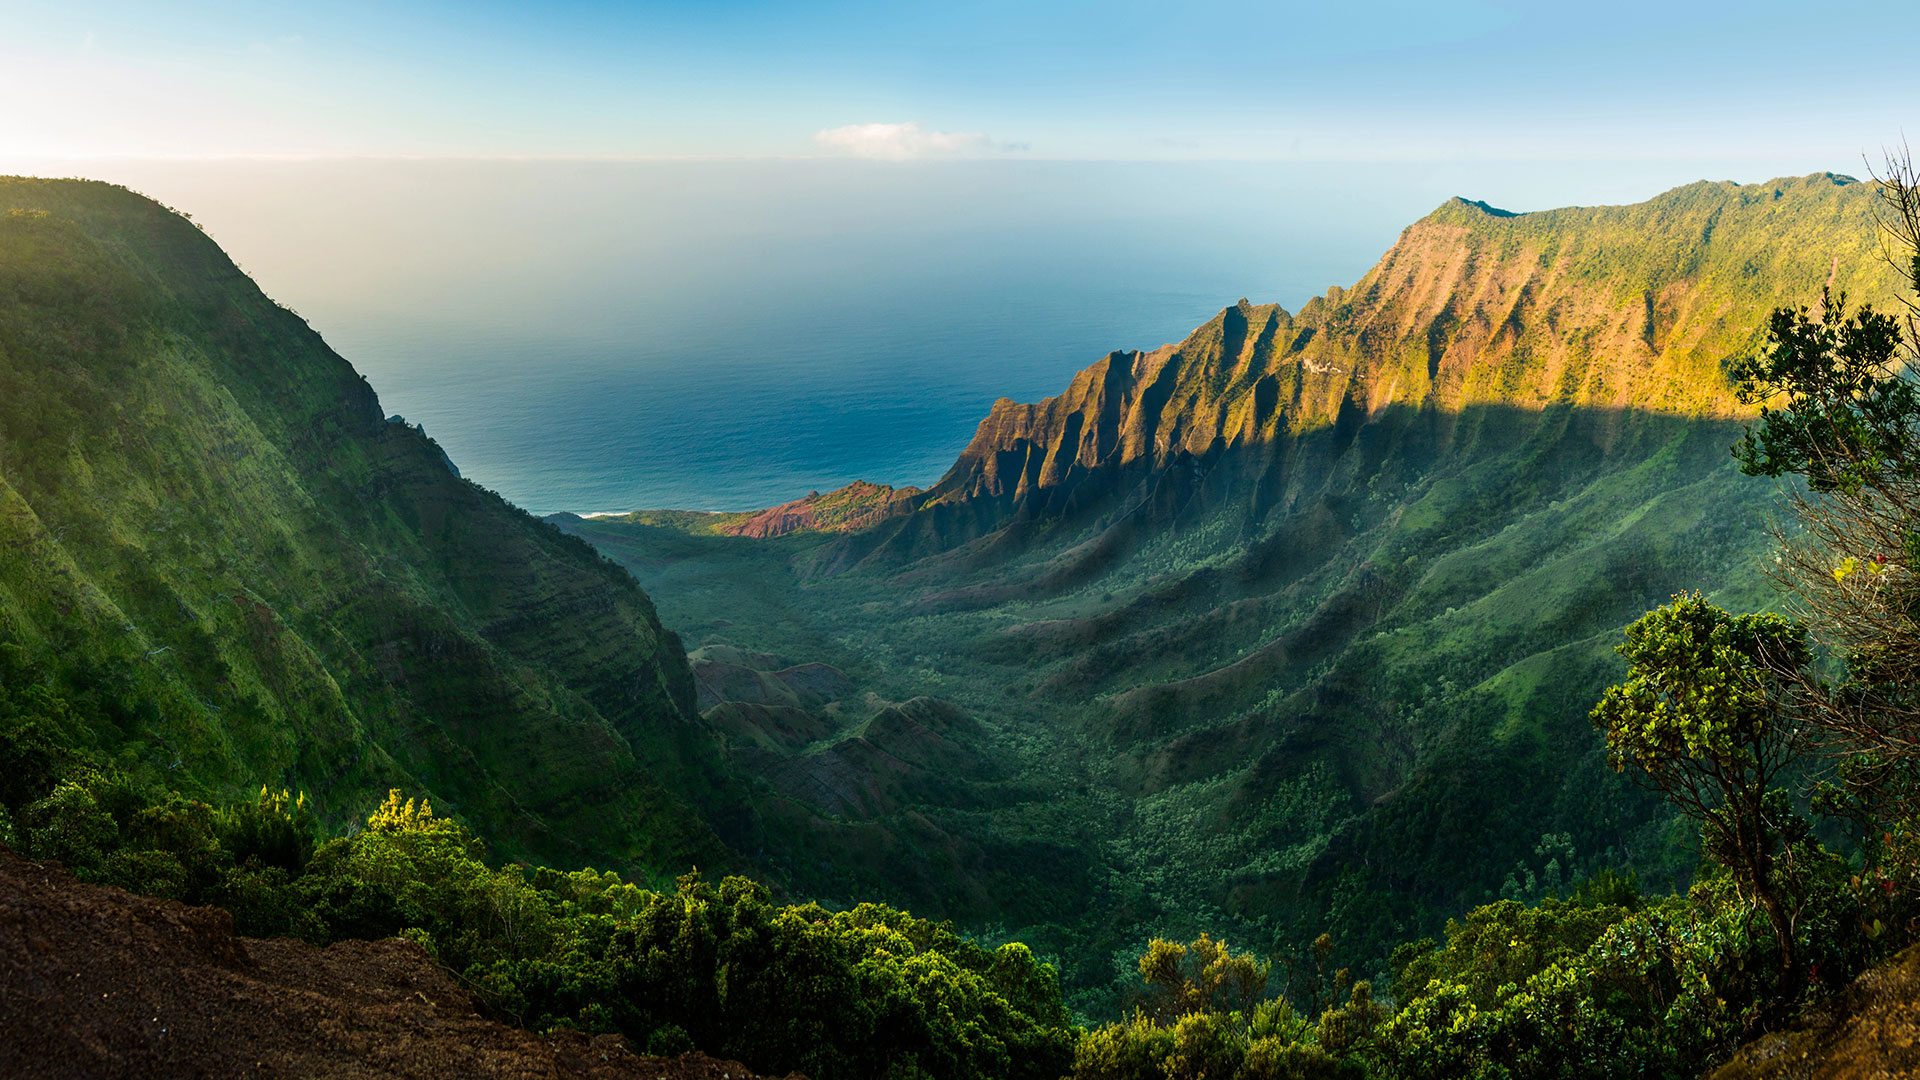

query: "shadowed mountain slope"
(0, 179), (745, 877)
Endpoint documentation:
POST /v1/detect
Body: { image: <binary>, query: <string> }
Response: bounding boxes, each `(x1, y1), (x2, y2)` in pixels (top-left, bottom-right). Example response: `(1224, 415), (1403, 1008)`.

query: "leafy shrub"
(22, 778), (117, 869)
(215, 788), (317, 873)
(1370, 846), (1912, 1080)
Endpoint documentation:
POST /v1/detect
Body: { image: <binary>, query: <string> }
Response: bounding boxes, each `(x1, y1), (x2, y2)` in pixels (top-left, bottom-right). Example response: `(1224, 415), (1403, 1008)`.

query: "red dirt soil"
(0, 845), (799, 1080)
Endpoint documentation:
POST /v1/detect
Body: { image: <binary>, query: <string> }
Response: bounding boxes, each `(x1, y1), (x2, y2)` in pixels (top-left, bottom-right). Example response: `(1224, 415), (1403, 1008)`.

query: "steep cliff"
(844, 173), (1886, 563)
(0, 179), (743, 876)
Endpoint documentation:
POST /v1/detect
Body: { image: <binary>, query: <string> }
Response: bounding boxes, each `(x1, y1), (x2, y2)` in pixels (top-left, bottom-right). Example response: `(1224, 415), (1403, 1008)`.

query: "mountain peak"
(892, 169), (1900, 535)
(1454, 196), (1519, 218)
(1414, 195), (1521, 227)
(1422, 173), (1866, 231)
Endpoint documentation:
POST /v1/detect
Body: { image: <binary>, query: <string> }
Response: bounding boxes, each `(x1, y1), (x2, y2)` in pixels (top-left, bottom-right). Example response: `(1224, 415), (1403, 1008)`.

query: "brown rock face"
(0, 846), (799, 1080)
(717, 480), (922, 539)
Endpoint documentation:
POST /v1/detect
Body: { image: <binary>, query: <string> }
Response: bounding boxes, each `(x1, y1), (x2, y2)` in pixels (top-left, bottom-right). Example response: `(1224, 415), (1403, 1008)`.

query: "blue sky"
(4, 0), (1916, 164)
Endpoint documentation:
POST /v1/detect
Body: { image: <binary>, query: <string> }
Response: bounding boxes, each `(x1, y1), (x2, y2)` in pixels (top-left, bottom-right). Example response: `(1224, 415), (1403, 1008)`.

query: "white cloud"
(812, 121), (1021, 161)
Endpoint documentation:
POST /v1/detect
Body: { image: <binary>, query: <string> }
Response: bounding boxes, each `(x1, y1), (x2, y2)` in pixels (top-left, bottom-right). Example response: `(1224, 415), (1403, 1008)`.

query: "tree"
(1730, 146), (1920, 842)
(1076, 936), (1348, 1080)
(1589, 594), (1809, 979)
(1135, 933), (1270, 1022)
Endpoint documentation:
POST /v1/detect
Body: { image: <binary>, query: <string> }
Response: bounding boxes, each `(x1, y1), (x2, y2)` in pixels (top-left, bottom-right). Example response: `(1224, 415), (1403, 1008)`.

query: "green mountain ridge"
(887, 173), (1875, 543)
(556, 173), (1906, 1003)
(0, 179), (745, 880)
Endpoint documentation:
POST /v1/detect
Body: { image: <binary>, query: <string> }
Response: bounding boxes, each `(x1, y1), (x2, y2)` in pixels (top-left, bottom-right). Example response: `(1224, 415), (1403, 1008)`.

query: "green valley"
(552, 174), (1904, 1007)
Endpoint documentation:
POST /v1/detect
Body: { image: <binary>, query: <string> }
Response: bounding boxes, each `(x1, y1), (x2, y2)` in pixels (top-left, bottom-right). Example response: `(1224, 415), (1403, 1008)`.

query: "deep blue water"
(336, 274), (1255, 514)
(78, 158), (1779, 514)
(239, 160), (1412, 514)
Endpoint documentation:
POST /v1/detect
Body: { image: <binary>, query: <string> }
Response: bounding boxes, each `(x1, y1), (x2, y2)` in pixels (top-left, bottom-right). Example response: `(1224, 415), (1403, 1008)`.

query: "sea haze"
(55, 157), (1809, 514)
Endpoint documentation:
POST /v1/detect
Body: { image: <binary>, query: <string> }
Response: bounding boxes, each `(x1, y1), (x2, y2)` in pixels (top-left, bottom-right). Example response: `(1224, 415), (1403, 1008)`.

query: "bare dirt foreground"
(0, 846), (799, 1080)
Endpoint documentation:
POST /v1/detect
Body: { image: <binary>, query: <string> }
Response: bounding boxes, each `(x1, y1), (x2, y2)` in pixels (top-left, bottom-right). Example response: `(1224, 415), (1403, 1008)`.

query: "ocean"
(51, 157), (1787, 514)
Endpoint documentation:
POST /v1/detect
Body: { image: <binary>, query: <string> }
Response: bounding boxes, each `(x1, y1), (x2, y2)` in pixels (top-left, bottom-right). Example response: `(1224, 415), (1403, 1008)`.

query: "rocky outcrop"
(718, 481), (922, 539)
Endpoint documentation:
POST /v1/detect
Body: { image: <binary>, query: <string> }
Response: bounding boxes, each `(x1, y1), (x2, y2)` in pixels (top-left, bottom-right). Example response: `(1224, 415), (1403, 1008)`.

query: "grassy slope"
(0, 180), (746, 880)
(555, 175), (1904, 1008)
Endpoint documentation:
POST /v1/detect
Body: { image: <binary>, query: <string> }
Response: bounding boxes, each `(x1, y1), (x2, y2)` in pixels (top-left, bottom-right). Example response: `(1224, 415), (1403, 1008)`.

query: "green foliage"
(1591, 596), (1806, 790)
(573, 878), (1076, 1080)
(1590, 594), (1810, 975)
(1371, 850), (1906, 1080)
(1076, 1002), (1361, 1080)
(1388, 898), (1634, 1009)
(1075, 936), (1363, 1080)
(0, 649), (91, 811)
(1733, 289), (1911, 495)
(1077, 1001), (1361, 1080)
(1137, 933), (1271, 1022)
(215, 787), (318, 874)
(23, 778), (118, 870)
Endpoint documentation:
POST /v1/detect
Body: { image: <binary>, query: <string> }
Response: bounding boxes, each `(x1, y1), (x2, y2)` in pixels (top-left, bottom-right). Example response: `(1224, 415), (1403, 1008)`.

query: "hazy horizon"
(4, 155), (1872, 515)
(8, 154), (1887, 514)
